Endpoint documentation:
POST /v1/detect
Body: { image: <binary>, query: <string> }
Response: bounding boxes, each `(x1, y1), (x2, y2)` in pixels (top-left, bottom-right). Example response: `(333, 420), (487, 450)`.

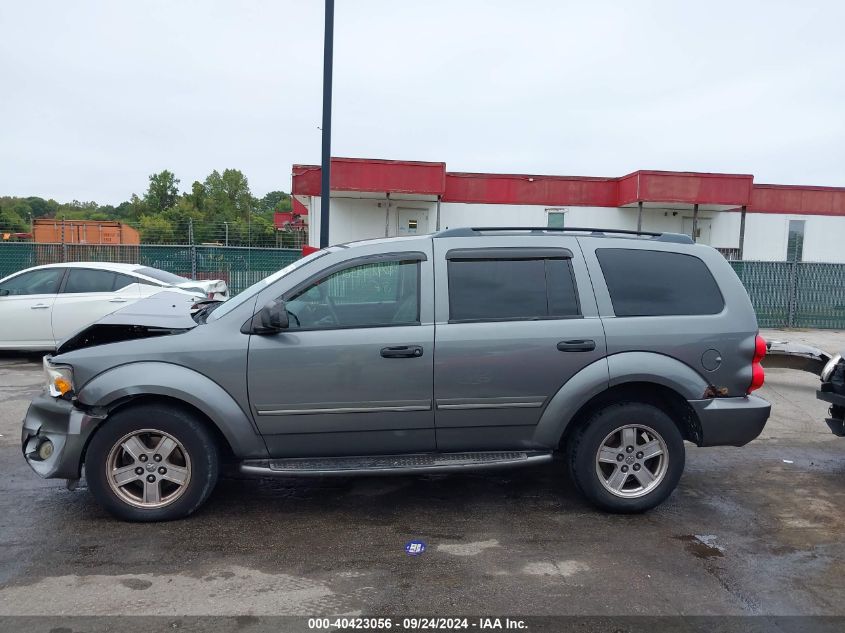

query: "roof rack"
(433, 226), (694, 244)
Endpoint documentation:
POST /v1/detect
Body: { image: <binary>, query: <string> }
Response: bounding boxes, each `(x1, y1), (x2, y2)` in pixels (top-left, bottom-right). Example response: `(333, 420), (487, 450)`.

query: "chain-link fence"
(3, 242), (845, 327)
(0, 242), (300, 295)
(731, 261), (845, 329)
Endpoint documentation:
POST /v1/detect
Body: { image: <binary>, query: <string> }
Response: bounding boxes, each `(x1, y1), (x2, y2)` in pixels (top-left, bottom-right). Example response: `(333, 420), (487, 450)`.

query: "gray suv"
(21, 227), (771, 521)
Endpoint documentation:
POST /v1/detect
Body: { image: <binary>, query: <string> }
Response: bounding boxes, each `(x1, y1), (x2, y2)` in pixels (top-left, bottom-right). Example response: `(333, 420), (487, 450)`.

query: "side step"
(240, 451), (553, 477)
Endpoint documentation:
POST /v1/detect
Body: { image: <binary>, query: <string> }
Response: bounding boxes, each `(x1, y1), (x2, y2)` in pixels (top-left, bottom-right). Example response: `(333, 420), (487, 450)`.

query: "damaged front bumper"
(21, 392), (105, 479)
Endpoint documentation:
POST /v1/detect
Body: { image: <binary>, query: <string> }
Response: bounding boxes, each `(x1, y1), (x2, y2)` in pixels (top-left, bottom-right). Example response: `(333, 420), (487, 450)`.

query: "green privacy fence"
(0, 243), (300, 295)
(730, 261), (845, 329)
(3, 242), (845, 328)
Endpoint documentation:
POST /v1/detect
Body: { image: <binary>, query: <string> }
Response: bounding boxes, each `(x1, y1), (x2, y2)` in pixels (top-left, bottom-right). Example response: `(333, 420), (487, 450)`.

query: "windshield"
(207, 248), (333, 321)
(135, 266), (190, 285)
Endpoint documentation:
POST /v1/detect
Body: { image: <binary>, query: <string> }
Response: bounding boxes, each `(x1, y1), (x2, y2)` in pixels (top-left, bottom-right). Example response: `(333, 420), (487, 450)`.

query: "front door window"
(285, 259), (420, 330)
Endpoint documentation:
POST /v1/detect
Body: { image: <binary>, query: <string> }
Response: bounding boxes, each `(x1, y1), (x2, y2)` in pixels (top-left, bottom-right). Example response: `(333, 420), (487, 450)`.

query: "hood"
(175, 278), (229, 297)
(57, 291), (198, 354)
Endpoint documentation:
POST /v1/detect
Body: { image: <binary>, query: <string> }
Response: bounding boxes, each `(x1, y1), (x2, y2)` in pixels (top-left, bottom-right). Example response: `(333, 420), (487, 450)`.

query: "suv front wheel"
(85, 404), (220, 522)
(568, 402), (685, 513)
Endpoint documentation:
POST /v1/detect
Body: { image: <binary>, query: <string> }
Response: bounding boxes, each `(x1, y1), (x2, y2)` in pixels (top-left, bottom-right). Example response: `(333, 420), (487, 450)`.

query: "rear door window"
(113, 273), (137, 291)
(596, 248), (724, 316)
(62, 269), (117, 294)
(447, 253), (580, 322)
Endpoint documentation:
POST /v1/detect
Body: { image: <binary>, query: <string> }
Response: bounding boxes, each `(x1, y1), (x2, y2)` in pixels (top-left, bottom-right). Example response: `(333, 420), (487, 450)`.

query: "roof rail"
(433, 226), (694, 244)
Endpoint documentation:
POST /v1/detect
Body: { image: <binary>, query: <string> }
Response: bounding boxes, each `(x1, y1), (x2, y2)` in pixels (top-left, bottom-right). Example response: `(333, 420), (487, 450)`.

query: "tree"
(144, 170), (180, 214)
(138, 215), (176, 243)
(0, 167), (294, 246)
(203, 169), (253, 221)
(257, 191), (291, 216)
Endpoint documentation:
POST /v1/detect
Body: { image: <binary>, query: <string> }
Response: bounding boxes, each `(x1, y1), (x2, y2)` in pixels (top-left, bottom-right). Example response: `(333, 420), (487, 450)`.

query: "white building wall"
(314, 196), (845, 263)
(308, 196), (438, 247)
(742, 213), (845, 262)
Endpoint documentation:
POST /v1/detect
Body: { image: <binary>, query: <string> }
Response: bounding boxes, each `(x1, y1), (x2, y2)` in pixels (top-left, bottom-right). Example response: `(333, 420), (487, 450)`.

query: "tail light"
(748, 334), (766, 393)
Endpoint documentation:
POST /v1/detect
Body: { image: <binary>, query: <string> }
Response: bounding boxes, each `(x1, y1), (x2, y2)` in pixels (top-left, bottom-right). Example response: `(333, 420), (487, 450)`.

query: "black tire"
(85, 403), (219, 522)
(567, 401), (685, 513)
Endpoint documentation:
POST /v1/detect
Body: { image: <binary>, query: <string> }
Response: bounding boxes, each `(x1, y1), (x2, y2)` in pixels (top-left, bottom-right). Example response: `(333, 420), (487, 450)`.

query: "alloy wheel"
(105, 429), (192, 508)
(595, 424), (668, 498)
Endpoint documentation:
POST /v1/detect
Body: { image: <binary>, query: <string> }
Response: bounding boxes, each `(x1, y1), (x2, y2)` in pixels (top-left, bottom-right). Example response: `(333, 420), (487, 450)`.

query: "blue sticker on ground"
(405, 540), (426, 556)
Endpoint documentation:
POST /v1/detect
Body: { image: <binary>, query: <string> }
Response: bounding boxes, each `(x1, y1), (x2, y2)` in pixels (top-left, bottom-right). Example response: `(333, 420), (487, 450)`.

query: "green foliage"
(1, 169), (297, 247)
(144, 170), (180, 214)
(139, 215), (176, 243)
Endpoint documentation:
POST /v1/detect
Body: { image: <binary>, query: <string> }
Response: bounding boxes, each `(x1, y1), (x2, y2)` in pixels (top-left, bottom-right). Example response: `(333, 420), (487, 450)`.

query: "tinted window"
(285, 259), (420, 329)
(63, 269), (117, 294)
(547, 259), (580, 316)
(0, 268), (64, 296)
(448, 258), (580, 322)
(596, 249), (724, 317)
(787, 220), (805, 262)
(547, 211), (566, 228)
(113, 273), (136, 291)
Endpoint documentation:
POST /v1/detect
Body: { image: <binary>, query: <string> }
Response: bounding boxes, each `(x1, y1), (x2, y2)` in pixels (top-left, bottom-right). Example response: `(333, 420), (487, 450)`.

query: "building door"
(398, 208), (429, 236)
(683, 217), (712, 244)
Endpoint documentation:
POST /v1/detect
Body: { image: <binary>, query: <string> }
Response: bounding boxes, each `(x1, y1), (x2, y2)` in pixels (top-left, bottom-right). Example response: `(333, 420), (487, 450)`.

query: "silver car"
(21, 227), (772, 521)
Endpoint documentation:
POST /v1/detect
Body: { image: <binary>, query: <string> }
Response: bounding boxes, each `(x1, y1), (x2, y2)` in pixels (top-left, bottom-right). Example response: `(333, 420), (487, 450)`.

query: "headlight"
(43, 357), (74, 398)
(820, 354), (842, 383)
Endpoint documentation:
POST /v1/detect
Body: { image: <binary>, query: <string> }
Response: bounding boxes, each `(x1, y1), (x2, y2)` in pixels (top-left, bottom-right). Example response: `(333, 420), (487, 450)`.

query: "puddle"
(674, 534), (725, 559)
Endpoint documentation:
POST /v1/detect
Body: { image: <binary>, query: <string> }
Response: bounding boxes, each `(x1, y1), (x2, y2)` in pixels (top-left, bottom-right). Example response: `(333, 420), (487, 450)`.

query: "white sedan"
(0, 262), (228, 351)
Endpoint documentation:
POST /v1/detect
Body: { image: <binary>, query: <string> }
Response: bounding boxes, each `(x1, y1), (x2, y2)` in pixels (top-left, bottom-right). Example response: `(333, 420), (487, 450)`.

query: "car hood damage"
(57, 291), (199, 354)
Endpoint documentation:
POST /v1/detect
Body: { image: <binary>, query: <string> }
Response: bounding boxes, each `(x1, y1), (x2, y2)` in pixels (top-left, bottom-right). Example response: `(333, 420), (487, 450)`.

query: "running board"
(240, 451), (552, 477)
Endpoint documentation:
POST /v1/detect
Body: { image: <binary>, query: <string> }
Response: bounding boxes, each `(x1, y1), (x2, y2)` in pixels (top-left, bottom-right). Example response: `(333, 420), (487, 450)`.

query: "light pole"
(319, 0), (334, 248)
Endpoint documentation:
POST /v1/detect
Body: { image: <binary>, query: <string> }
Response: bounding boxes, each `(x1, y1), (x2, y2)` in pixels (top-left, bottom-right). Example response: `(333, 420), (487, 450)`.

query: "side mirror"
(0, 289), (8, 297)
(246, 299), (289, 334)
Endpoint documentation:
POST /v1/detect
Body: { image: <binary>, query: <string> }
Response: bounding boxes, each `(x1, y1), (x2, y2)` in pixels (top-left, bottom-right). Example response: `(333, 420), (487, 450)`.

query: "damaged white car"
(0, 262), (228, 351)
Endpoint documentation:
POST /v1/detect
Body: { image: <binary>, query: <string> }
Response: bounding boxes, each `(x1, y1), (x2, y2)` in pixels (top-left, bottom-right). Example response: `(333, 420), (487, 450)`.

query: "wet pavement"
(0, 329), (843, 616)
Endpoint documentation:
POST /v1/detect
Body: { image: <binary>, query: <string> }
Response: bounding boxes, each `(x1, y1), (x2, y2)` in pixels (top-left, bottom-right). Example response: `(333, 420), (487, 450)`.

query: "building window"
(546, 209), (566, 229)
(787, 220), (805, 262)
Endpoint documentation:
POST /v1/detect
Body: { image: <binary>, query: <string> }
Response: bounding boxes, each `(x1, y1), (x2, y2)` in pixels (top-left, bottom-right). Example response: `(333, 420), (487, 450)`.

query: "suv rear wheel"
(568, 402), (685, 513)
(85, 404), (220, 522)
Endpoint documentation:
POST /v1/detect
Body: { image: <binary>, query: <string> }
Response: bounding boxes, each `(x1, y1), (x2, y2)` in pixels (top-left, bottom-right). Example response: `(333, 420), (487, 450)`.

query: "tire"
(567, 401), (685, 513)
(85, 403), (219, 522)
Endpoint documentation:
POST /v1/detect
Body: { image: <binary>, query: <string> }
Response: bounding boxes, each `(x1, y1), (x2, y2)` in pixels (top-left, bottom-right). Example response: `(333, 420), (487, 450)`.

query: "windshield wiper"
(192, 300), (223, 324)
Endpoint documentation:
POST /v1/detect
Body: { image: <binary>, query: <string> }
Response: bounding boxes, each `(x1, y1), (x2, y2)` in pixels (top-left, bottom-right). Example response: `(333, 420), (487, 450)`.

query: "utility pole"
(188, 218), (196, 279)
(224, 221), (229, 247)
(319, 0), (335, 248)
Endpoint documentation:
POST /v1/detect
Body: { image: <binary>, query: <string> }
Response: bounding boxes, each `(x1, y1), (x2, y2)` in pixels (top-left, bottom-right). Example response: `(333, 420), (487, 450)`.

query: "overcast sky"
(1, 0), (843, 204)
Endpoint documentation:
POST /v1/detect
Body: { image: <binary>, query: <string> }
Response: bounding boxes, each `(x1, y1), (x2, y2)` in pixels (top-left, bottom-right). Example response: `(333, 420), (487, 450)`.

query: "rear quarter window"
(596, 248), (724, 317)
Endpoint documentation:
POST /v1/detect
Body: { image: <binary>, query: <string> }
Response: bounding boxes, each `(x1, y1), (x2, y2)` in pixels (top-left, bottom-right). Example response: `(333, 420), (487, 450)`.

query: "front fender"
(77, 362), (268, 458)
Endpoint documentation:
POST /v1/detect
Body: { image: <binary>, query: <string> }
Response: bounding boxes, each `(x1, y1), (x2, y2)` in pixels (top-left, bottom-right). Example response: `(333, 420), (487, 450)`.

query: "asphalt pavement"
(0, 329), (843, 617)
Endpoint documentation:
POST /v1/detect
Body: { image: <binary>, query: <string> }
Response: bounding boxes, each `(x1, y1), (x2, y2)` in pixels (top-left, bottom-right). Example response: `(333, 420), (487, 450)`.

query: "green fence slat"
(793, 263), (845, 329)
(729, 261), (793, 328)
(1, 243), (301, 297)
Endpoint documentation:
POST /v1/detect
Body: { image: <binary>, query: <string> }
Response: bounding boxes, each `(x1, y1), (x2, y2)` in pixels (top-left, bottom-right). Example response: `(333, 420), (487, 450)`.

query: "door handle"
(557, 339), (596, 352)
(109, 298), (129, 303)
(380, 345), (424, 359)
(30, 304), (50, 310)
